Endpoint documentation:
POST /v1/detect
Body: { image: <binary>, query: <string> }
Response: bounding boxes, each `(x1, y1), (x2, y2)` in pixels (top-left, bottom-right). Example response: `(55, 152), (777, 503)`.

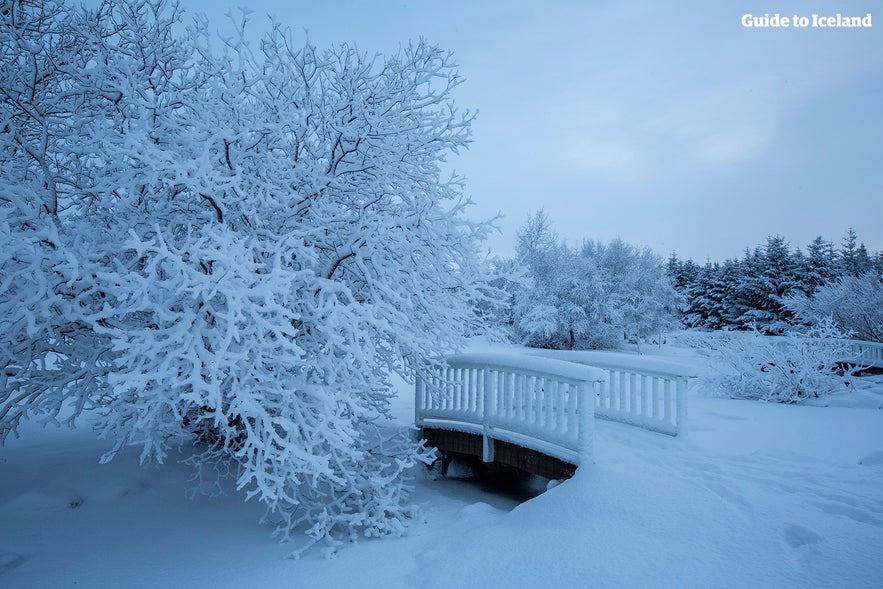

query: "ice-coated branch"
(1, 0), (493, 554)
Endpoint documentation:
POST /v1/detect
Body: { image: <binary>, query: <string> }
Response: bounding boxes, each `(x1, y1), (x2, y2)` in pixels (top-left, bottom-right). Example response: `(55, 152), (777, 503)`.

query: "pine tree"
(803, 236), (841, 293)
(855, 243), (873, 276)
(666, 252), (700, 293)
(841, 228), (860, 276)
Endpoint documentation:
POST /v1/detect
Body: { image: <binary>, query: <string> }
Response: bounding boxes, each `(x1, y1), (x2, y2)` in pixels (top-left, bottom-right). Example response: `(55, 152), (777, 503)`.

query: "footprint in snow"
(858, 451), (883, 467)
(0, 553), (27, 576)
(810, 501), (883, 528)
(783, 523), (821, 549)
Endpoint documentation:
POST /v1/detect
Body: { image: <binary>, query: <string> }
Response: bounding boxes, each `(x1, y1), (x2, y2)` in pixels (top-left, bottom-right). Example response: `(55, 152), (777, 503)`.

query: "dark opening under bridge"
(415, 350), (696, 479)
(414, 340), (883, 479)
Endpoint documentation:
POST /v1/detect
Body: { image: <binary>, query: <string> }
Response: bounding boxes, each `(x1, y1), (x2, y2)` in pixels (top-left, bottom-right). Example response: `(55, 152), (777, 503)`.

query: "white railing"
(415, 352), (607, 466)
(844, 339), (883, 369)
(527, 350), (696, 437)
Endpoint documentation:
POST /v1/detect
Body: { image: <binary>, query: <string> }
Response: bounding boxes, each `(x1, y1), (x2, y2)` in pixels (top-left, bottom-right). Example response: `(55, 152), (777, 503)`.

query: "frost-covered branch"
(1, 0), (493, 553)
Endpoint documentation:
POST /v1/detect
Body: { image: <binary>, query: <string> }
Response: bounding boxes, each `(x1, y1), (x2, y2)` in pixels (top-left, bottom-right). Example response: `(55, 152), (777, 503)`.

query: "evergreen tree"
(840, 228), (860, 276)
(666, 252), (700, 293)
(855, 243), (873, 276)
(685, 262), (728, 329)
(803, 236), (841, 293)
(676, 231), (880, 333)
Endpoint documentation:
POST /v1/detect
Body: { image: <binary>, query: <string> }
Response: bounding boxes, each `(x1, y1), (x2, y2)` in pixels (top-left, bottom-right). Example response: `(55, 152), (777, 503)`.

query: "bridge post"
(578, 381), (595, 462)
(482, 369), (495, 462)
(676, 377), (688, 438)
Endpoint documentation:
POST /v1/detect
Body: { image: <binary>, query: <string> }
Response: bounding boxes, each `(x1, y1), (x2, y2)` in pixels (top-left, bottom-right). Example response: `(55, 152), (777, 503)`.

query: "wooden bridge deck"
(421, 427), (578, 480)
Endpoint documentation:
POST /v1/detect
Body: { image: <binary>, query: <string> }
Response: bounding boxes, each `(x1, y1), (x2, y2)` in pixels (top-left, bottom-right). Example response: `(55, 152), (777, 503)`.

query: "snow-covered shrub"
(1, 0), (491, 553)
(785, 272), (883, 343)
(706, 319), (857, 403)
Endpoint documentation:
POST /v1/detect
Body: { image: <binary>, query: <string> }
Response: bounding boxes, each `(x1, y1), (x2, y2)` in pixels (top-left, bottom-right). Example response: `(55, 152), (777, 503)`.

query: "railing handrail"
(525, 349), (698, 380)
(843, 339), (883, 365)
(445, 351), (608, 384)
(525, 348), (694, 438)
(843, 338), (883, 348)
(416, 351), (605, 465)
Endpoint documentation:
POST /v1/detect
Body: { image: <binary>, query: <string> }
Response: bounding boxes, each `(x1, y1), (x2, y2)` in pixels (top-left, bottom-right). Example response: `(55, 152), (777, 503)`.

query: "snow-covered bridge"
(415, 350), (696, 479)
(845, 339), (883, 371)
(415, 339), (883, 479)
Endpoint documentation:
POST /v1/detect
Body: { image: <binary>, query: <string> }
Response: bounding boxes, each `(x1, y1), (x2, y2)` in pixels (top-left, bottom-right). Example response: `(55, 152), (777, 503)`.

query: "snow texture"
(2, 336), (883, 588)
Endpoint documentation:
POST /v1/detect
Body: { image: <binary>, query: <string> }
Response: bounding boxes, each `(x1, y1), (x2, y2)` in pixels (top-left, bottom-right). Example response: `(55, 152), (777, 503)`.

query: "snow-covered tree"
(666, 253), (700, 292)
(705, 318), (856, 403)
(1, 0), (493, 552)
(511, 213), (679, 350)
(676, 233), (879, 332)
(785, 272), (883, 343)
(512, 214), (615, 349)
(595, 239), (682, 348)
(801, 236), (841, 294)
(731, 236), (802, 332)
(838, 228), (874, 277)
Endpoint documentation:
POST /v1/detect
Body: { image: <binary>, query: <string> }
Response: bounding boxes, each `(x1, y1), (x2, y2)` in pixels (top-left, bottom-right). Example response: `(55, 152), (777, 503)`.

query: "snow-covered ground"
(2, 337), (883, 588)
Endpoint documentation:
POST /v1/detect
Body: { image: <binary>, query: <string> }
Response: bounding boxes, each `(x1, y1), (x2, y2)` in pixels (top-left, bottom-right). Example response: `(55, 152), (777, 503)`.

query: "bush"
(785, 272), (883, 343)
(705, 319), (857, 403)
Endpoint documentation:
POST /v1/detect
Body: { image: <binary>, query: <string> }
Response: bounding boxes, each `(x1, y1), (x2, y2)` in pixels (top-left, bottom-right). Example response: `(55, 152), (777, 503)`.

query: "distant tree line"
(666, 229), (883, 339)
(487, 219), (883, 349)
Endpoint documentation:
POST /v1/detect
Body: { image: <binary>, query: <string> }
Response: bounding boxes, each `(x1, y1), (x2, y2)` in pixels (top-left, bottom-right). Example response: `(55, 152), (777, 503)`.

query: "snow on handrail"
(445, 351), (609, 383)
(415, 352), (605, 466)
(527, 349), (695, 438)
(525, 349), (697, 379)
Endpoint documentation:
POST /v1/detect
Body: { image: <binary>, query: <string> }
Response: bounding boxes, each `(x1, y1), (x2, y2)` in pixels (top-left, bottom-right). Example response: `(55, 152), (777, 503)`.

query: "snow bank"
(2, 338), (883, 588)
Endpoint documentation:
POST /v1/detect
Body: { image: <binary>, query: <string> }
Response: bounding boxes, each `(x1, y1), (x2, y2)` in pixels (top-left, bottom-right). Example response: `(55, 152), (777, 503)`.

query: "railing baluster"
(545, 379), (556, 430)
(505, 372), (515, 420)
(567, 382), (578, 436)
(650, 376), (659, 419)
(676, 378), (688, 438)
(629, 372), (637, 413)
(603, 370), (612, 410)
(578, 381), (594, 460)
(469, 368), (478, 413)
(555, 382), (570, 433)
(618, 370), (627, 412)
(527, 375), (536, 426)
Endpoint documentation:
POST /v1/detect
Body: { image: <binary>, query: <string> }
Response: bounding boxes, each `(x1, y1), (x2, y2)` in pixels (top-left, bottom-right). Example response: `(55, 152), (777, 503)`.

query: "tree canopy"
(1, 0), (492, 552)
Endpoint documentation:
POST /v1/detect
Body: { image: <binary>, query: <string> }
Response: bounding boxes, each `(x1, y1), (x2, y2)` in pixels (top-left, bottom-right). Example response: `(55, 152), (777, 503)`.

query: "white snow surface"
(445, 350), (608, 382)
(3, 336), (883, 588)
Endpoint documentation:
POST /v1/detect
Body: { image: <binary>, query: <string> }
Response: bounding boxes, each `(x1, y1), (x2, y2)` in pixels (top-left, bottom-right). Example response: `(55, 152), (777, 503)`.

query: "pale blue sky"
(181, 0), (882, 262)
